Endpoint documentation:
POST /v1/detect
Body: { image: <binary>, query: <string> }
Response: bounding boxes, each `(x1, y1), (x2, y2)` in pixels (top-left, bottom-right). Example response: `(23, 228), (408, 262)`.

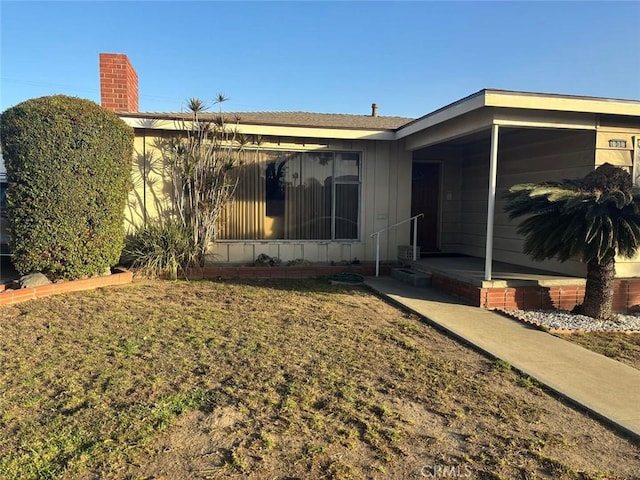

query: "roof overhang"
(484, 89), (640, 116)
(120, 116), (397, 141)
(119, 90), (640, 146)
(396, 89), (640, 141)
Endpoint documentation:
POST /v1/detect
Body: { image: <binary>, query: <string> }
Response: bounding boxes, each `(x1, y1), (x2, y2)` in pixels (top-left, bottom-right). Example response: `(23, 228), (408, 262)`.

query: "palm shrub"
(156, 96), (250, 265)
(0, 95), (133, 279)
(124, 96), (251, 277)
(504, 163), (640, 320)
(123, 217), (199, 279)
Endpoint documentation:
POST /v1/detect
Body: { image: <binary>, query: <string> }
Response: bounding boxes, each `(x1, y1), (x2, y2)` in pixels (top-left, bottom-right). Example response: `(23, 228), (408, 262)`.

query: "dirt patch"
(0, 279), (638, 479)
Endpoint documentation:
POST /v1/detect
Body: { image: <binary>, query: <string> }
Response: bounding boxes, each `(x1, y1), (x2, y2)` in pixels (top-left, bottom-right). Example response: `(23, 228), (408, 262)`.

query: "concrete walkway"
(365, 276), (640, 441)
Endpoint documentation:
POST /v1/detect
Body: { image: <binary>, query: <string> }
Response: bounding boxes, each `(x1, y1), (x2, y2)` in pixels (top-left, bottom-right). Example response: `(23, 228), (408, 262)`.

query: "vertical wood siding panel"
(387, 140), (400, 256)
(374, 141), (391, 259)
(363, 141), (377, 261)
(458, 129), (595, 276)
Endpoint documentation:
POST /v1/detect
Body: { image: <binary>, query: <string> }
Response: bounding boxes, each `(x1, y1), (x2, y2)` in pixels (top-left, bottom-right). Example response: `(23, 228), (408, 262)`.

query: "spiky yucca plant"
(504, 163), (640, 320)
(156, 95), (249, 266)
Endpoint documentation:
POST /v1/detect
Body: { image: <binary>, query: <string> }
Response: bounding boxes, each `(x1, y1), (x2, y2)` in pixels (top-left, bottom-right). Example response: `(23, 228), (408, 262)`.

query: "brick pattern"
(99, 53), (138, 112)
(431, 274), (640, 313)
(0, 270), (133, 306)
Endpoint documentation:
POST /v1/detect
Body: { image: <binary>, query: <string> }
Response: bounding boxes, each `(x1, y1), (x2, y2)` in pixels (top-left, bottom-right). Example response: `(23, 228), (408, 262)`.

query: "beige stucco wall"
(126, 130), (412, 264)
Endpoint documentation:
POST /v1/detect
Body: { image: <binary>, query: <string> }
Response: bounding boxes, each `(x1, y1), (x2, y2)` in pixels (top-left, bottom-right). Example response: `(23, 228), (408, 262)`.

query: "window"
(220, 150), (360, 240)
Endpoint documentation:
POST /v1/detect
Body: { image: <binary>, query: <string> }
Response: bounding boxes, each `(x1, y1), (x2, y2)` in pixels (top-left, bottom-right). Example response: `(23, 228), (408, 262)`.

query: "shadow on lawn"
(185, 277), (366, 295)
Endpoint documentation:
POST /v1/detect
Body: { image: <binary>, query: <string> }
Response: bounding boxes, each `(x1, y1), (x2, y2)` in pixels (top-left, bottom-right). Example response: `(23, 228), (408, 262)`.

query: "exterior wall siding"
(127, 131), (411, 265)
(124, 114), (640, 274)
(439, 157), (463, 252)
(595, 124), (640, 277)
(458, 128), (596, 277)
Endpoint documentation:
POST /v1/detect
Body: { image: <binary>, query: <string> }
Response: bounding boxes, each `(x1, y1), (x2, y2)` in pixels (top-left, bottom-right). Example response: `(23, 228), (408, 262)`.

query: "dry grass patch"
(0, 279), (638, 479)
(556, 332), (640, 371)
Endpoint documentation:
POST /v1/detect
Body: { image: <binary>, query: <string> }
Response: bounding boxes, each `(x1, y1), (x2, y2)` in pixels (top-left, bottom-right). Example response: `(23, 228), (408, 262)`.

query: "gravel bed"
(505, 309), (640, 332)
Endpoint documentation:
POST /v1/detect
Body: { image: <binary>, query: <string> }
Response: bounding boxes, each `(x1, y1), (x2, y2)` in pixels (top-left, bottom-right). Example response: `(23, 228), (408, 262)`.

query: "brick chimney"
(99, 53), (138, 112)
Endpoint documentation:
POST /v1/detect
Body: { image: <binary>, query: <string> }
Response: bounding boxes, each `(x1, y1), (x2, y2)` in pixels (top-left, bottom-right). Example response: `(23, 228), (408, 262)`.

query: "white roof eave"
(120, 90), (640, 143)
(119, 116), (397, 141)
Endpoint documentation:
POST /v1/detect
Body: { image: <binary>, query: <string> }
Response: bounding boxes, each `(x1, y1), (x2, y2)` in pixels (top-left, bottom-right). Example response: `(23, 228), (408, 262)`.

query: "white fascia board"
(404, 109), (494, 151)
(120, 117), (396, 141)
(492, 108), (598, 130)
(395, 93), (487, 140)
(485, 91), (640, 117)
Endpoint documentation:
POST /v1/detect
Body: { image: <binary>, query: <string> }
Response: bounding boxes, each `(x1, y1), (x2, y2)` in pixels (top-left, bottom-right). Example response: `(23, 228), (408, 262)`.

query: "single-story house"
(100, 53), (640, 308)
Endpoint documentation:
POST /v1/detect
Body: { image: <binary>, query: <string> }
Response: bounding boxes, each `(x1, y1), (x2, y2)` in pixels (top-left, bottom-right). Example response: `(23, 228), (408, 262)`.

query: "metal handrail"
(370, 213), (423, 277)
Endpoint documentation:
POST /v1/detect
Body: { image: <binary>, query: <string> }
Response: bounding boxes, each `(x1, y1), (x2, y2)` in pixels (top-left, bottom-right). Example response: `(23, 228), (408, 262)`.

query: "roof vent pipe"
(371, 103), (378, 117)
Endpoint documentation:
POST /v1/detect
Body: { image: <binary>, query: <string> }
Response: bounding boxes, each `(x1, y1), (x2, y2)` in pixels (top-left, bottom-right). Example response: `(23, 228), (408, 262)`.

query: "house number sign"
(608, 139), (627, 148)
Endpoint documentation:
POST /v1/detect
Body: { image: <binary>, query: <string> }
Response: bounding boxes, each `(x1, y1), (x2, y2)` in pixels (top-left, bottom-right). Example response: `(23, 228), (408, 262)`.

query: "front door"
(411, 162), (440, 253)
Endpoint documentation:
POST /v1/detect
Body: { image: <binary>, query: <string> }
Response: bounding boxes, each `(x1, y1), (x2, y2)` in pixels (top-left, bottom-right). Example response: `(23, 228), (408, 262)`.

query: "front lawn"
(556, 331), (640, 371)
(0, 279), (638, 479)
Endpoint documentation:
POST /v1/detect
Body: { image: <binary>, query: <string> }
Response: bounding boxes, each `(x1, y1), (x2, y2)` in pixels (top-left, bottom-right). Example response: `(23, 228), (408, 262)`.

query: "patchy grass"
(0, 279), (638, 480)
(557, 332), (640, 371)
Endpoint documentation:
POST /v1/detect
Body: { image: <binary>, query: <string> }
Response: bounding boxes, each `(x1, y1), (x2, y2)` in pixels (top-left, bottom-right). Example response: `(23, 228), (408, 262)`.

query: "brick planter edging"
(432, 273), (640, 314)
(481, 280), (640, 313)
(0, 269), (134, 306)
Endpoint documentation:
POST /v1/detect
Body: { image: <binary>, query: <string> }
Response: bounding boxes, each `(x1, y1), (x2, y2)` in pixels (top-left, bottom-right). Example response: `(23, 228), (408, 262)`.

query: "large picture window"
(220, 150), (360, 240)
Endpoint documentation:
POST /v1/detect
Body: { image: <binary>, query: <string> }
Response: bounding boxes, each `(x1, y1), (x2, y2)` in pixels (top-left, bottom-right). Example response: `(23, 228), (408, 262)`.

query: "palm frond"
(503, 165), (640, 264)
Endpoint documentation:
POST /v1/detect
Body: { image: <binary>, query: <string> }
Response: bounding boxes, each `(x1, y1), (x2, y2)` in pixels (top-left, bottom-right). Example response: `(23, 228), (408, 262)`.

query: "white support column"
(485, 124), (499, 281)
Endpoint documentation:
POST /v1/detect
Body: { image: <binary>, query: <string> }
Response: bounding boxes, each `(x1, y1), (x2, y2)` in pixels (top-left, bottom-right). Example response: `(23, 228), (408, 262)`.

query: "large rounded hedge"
(0, 95), (134, 279)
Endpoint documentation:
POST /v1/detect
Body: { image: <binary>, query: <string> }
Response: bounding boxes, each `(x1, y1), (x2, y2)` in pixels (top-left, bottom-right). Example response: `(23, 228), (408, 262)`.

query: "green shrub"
(0, 95), (134, 279)
(122, 218), (199, 279)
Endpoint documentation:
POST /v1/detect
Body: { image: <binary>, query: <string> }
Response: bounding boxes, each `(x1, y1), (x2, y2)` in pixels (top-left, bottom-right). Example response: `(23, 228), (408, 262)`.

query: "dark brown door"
(411, 162), (440, 253)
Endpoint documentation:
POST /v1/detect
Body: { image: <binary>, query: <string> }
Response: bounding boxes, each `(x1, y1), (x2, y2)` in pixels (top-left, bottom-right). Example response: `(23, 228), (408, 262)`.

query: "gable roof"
(121, 111), (414, 131)
(119, 89), (640, 142)
(395, 88), (640, 139)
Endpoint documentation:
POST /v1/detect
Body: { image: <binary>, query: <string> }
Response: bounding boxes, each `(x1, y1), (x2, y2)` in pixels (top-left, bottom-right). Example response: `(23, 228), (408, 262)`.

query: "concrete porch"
(396, 255), (639, 312)
(407, 255), (584, 288)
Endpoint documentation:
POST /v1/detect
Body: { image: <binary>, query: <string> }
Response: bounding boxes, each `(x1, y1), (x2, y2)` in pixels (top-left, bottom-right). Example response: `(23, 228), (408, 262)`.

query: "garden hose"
(328, 272), (365, 284)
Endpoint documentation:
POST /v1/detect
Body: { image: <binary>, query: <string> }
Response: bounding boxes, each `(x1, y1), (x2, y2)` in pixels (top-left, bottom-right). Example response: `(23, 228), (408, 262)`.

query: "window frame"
(223, 148), (362, 242)
(331, 152), (361, 241)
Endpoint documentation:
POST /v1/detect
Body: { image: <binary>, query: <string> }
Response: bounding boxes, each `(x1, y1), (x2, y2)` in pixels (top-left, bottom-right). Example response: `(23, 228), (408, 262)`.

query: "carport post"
(485, 124), (499, 281)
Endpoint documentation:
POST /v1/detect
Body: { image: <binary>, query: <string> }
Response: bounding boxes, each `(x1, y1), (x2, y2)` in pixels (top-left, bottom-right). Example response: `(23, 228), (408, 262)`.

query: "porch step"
(390, 267), (431, 288)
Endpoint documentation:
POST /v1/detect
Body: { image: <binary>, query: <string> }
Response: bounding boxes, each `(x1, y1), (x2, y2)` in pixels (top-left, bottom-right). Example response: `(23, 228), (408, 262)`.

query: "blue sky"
(1, 1), (639, 118)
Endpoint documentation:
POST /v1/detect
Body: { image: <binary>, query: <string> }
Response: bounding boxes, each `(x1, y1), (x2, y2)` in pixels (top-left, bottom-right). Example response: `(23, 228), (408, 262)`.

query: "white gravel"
(505, 309), (640, 332)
